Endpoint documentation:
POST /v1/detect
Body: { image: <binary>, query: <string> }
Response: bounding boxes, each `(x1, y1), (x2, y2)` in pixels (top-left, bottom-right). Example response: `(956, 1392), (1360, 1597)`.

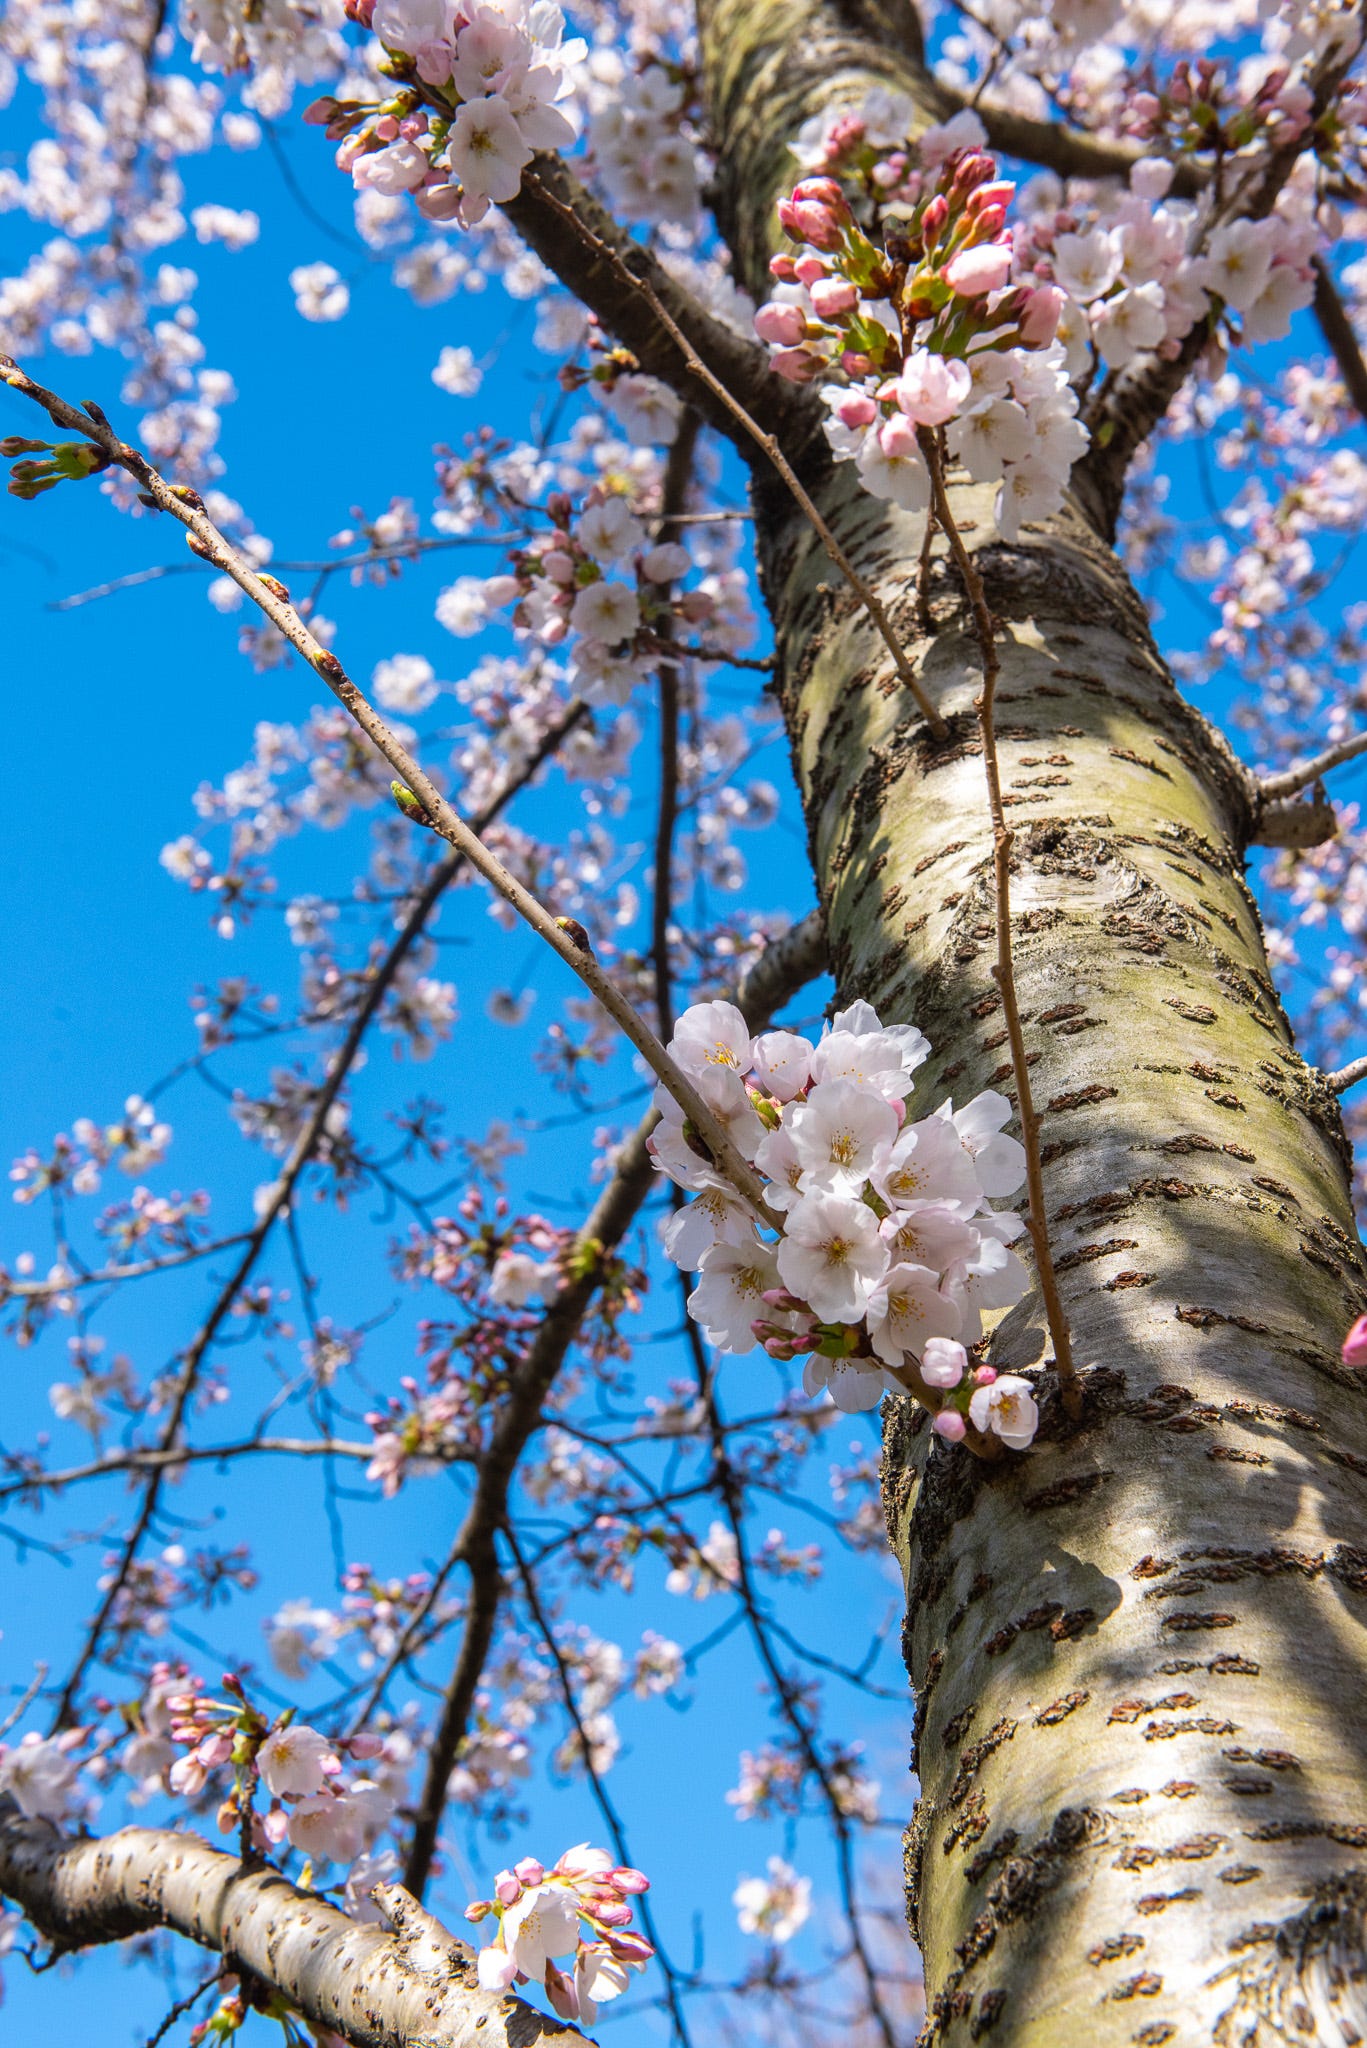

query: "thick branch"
(0, 1799), (590, 2048)
(501, 153), (821, 461)
(1258, 728), (1367, 803)
(401, 909), (826, 1899)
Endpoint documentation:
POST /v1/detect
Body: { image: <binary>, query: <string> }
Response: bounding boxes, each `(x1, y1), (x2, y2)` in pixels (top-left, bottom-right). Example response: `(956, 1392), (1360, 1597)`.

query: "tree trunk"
(697, 3), (1367, 2040)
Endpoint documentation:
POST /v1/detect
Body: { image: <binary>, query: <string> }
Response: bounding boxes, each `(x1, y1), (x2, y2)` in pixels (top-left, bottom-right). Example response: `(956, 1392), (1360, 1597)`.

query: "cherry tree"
(3, 0), (1367, 2044)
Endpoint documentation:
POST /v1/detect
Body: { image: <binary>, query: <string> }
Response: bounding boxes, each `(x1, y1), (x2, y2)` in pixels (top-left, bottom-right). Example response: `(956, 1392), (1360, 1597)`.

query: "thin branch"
(651, 411), (701, 1042)
(142, 1966), (223, 2048)
(518, 172), (948, 738)
(0, 1436), (374, 1507)
(919, 430), (1079, 1416)
(684, 1314), (900, 2048)
(503, 1523), (695, 2048)
(1, 362), (781, 1234)
(501, 152), (816, 459)
(397, 916), (827, 1900)
(1257, 730), (1367, 802)
(2, 1234), (252, 1301)
(0, 1667), (48, 1742)
(48, 533), (522, 611)
(1326, 1055), (1367, 1094)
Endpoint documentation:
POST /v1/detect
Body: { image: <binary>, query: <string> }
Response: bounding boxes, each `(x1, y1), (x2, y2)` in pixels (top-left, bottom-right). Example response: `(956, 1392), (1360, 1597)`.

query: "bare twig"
(2, 1234), (252, 1301)
(1258, 730), (1367, 802)
(503, 1524), (694, 2048)
(1, 359), (781, 1233)
(142, 1966), (223, 2048)
(1326, 1055), (1367, 1095)
(919, 430), (1079, 1416)
(0, 1666), (48, 1742)
(519, 172), (948, 738)
(0, 1436), (374, 1507)
(397, 916), (827, 1901)
(651, 412), (701, 1040)
(683, 1313), (899, 2048)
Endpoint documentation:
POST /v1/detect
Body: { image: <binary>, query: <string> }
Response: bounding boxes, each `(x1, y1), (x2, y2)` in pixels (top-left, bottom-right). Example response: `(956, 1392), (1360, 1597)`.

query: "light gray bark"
(695, 3), (1367, 2041)
(0, 1796), (588, 2048)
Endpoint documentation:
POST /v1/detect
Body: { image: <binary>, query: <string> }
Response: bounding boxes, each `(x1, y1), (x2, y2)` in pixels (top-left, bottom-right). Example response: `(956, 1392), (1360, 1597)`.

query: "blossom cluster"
(755, 113), (1086, 539)
(476, 483), (720, 706)
(165, 1675), (396, 1864)
(649, 997), (1040, 1448)
(309, 0), (584, 228)
(466, 1843), (654, 2024)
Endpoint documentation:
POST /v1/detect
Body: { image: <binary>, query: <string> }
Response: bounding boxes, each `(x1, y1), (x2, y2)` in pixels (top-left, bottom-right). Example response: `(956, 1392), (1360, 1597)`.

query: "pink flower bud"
(677, 589), (714, 621)
(595, 1900), (635, 1927)
(810, 276), (859, 319)
(375, 114), (400, 141)
(879, 413), (920, 459)
(769, 347), (823, 384)
(303, 97), (339, 125)
(414, 183), (464, 223)
(513, 1857), (545, 1886)
(949, 150), (997, 198)
(777, 177), (853, 252)
(1343, 1314), (1367, 1368)
(840, 349), (874, 378)
(605, 1929), (655, 1966)
(921, 1337), (967, 1389)
(944, 242), (1013, 296)
(611, 1867), (651, 1893)
(347, 1733), (384, 1759)
(932, 1409), (967, 1442)
(834, 391), (877, 430)
(793, 254), (829, 287)
(769, 254), (798, 280)
(541, 549), (576, 583)
(878, 412), (919, 459)
(754, 301), (807, 347)
(1018, 283), (1065, 346)
(920, 193), (949, 242)
(973, 1365), (998, 1387)
(966, 180), (1016, 214)
(495, 1870), (522, 1905)
(972, 205), (1007, 239)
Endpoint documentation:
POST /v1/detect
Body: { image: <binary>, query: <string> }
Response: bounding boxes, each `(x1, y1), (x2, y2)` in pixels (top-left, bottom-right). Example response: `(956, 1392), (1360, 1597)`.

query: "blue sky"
(0, 74), (922, 2048)
(3, 26), (1365, 2048)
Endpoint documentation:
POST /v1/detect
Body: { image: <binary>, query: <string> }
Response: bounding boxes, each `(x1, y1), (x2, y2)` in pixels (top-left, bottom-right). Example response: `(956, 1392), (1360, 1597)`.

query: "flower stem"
(917, 429), (1081, 1418)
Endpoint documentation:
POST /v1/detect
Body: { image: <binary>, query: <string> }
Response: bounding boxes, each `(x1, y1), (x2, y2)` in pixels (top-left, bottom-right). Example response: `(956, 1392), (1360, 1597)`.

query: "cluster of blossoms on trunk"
(650, 997), (1039, 1449)
(307, 0), (583, 227)
(465, 1843), (654, 2023)
(757, 73), (1335, 540)
(755, 110), (1086, 539)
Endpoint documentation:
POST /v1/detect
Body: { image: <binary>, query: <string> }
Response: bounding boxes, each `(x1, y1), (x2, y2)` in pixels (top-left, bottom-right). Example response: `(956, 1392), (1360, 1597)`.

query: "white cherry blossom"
(257, 1721), (335, 1798)
(687, 1241), (780, 1352)
(777, 1191), (888, 1323)
(787, 1078), (899, 1196)
(969, 1373), (1040, 1449)
(865, 1261), (961, 1365)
